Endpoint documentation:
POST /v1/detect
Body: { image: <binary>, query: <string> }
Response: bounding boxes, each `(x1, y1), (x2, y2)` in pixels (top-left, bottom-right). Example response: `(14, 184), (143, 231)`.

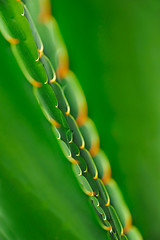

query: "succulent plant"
(1, 0), (159, 240)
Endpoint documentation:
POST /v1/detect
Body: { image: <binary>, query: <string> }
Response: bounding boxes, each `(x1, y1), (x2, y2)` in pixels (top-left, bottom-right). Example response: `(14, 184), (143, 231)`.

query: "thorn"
(9, 38), (19, 45)
(35, 57), (39, 62)
(38, 48), (43, 58)
(89, 141), (100, 157)
(93, 170), (98, 179)
(124, 216), (132, 234)
(31, 79), (42, 87)
(101, 167), (111, 185)
(65, 105), (70, 115)
(50, 119), (60, 128)
(50, 75), (56, 83)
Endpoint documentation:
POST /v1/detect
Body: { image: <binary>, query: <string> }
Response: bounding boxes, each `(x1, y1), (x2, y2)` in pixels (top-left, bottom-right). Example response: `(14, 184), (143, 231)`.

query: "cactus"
(0, 0), (144, 239)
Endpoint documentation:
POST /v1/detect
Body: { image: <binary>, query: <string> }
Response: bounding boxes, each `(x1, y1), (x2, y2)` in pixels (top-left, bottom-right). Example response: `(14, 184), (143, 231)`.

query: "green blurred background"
(0, 0), (160, 239)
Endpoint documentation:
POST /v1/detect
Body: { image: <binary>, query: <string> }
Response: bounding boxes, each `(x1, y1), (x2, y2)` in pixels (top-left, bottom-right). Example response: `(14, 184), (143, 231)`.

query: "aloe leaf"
(27, 0), (160, 239)
(2, 0), (160, 239)
(0, 0), (145, 238)
(0, 34), (110, 239)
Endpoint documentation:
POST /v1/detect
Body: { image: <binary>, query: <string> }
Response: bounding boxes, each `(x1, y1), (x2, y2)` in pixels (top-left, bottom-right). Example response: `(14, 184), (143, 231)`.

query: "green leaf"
(0, 35), (109, 240)
(2, 0), (160, 239)
(28, 0), (160, 239)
